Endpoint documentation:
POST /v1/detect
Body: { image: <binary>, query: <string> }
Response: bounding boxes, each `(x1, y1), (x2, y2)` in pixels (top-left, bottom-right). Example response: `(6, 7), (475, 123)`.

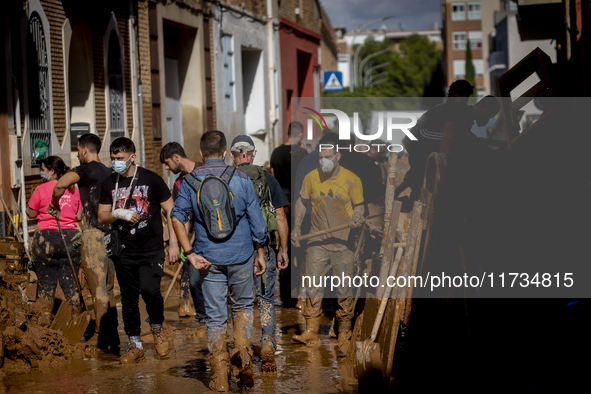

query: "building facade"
(442, 0), (502, 95)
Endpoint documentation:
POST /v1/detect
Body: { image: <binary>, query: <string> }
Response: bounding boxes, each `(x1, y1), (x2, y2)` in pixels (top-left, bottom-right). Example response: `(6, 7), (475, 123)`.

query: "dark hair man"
(229, 135), (289, 373)
(171, 130), (267, 391)
(291, 143), (364, 354)
(97, 137), (175, 364)
(401, 79), (480, 200)
(159, 142), (207, 336)
(50, 133), (118, 351)
(270, 121), (308, 199)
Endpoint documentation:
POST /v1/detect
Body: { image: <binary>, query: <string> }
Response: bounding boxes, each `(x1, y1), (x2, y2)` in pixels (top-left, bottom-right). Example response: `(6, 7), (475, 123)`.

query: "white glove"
(113, 209), (136, 222)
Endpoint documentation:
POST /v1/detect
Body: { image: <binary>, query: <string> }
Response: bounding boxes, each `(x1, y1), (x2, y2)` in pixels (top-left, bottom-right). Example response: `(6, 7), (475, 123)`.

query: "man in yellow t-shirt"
(291, 145), (364, 351)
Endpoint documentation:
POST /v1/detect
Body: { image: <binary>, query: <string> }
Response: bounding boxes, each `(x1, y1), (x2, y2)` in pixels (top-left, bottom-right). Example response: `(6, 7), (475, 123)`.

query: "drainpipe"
(13, 78), (28, 249)
(266, 0), (278, 149)
(138, 78), (145, 167)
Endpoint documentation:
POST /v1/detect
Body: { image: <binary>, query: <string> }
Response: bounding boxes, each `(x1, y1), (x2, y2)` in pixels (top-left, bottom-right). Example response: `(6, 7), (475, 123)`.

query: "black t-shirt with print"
(73, 161), (112, 232)
(99, 166), (171, 253)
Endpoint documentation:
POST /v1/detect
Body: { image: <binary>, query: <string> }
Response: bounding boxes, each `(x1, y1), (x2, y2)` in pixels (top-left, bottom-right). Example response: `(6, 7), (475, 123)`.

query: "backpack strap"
(183, 173), (202, 194)
(220, 166), (236, 184)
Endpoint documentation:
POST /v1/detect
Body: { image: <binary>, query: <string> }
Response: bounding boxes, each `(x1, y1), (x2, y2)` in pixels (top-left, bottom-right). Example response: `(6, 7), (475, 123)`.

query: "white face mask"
(319, 154), (337, 173)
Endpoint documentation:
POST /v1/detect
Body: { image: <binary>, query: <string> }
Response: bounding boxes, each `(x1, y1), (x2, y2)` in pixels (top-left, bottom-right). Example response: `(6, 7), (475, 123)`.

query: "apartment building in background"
(442, 0), (502, 95)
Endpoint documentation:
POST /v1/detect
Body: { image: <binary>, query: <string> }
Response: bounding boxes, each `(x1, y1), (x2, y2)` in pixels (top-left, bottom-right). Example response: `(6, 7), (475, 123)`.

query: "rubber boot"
(292, 317), (320, 345)
(336, 320), (352, 357)
(209, 353), (230, 392)
(230, 312), (254, 387)
(260, 335), (277, 373)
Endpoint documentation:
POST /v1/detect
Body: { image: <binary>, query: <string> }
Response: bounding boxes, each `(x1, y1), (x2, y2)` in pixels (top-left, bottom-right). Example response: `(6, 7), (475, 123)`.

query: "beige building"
(442, 0), (502, 95)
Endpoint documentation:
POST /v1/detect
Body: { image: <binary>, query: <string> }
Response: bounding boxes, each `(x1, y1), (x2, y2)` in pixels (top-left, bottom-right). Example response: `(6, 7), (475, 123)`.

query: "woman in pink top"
(27, 156), (83, 313)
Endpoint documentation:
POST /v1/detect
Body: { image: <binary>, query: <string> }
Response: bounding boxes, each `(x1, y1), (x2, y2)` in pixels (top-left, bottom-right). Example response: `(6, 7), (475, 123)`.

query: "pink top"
(28, 181), (81, 230)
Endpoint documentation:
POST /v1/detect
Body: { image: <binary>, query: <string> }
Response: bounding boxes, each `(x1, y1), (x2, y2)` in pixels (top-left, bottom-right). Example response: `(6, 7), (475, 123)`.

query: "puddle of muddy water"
(1, 277), (357, 394)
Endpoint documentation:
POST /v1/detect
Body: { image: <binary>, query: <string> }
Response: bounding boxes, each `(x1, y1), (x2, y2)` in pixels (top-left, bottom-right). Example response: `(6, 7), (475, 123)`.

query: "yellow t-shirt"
(301, 167), (364, 245)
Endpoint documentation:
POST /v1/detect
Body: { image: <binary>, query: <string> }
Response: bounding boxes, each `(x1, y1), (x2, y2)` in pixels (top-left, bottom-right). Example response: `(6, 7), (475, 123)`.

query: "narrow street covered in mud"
(0, 276), (355, 394)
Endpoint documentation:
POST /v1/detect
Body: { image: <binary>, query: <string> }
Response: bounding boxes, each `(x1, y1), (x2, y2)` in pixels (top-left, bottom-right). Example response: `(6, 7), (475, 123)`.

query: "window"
(453, 59), (466, 78)
(451, 2), (466, 21)
(27, 12), (52, 165)
(453, 58), (484, 78)
(468, 2), (481, 20)
(222, 34), (235, 112)
(453, 31), (467, 50)
(107, 31), (125, 142)
(468, 31), (483, 49)
(473, 59), (484, 76)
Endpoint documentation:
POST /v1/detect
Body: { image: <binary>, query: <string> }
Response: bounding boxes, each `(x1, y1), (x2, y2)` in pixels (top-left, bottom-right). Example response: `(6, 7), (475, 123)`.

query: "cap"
(230, 135), (255, 153)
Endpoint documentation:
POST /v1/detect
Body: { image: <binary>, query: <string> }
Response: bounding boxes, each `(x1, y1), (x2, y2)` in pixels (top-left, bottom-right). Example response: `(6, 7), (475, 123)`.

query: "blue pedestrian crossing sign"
(323, 71), (343, 91)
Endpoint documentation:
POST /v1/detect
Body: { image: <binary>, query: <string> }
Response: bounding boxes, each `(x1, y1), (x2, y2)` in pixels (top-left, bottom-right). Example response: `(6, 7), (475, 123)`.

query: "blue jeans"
(200, 251), (255, 353)
(253, 246), (277, 344)
(187, 264), (207, 324)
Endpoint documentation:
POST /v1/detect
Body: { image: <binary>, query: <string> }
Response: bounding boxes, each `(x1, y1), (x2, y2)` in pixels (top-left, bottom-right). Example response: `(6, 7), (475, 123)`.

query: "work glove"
(291, 226), (302, 248)
(71, 232), (82, 248)
(348, 211), (364, 229)
(48, 204), (60, 219)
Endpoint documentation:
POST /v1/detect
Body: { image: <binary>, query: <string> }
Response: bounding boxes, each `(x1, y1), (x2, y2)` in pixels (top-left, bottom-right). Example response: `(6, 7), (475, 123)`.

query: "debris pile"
(0, 270), (85, 373)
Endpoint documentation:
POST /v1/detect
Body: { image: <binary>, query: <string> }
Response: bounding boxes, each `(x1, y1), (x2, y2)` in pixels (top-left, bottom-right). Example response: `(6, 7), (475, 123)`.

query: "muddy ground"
(0, 271), (357, 393)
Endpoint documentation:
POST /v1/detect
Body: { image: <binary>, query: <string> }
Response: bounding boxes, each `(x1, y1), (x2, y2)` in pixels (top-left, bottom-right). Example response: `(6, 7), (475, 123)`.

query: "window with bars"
(108, 31), (125, 142)
(451, 3), (466, 21)
(27, 12), (51, 166)
(222, 34), (235, 112)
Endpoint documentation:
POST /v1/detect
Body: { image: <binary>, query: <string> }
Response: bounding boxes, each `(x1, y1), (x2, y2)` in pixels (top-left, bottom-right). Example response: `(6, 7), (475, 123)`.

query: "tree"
(465, 39), (477, 98)
(325, 34), (443, 98)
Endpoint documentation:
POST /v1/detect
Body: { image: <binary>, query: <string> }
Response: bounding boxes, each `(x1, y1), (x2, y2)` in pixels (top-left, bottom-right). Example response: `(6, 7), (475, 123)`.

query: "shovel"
(356, 245), (404, 384)
(50, 212), (91, 343)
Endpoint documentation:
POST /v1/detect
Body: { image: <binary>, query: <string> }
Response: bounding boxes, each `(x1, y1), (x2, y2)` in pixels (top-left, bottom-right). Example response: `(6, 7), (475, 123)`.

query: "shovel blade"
(49, 300), (91, 344)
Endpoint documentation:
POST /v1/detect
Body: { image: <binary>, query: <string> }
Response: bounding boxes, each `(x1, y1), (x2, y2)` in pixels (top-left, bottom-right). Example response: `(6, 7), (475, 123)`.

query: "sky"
(320, 0), (442, 32)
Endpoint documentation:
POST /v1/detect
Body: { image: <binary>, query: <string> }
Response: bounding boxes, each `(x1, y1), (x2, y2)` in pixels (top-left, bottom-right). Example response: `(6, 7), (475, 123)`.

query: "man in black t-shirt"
(98, 137), (175, 364)
(270, 121), (308, 200)
(51, 133), (118, 351)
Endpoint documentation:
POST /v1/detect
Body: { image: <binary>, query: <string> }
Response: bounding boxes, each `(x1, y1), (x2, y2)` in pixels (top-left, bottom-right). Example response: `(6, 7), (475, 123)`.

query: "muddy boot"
(292, 317), (320, 345)
(260, 335), (277, 373)
(152, 327), (171, 357)
(178, 301), (193, 318)
(209, 353), (230, 392)
(230, 313), (254, 387)
(336, 320), (352, 357)
(120, 343), (145, 364)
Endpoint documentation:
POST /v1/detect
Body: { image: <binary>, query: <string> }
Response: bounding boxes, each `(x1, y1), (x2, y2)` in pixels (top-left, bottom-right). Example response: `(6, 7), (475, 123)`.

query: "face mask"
(40, 172), (50, 182)
(319, 154), (337, 174)
(112, 157), (132, 174)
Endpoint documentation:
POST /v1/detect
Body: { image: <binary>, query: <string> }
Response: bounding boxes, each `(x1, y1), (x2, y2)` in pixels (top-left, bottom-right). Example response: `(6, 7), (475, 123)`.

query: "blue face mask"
(111, 157), (132, 174)
(40, 172), (50, 182)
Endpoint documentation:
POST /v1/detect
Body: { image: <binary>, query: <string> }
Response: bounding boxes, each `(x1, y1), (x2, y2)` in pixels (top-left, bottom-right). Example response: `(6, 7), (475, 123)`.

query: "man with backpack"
(170, 130), (267, 392)
(229, 135), (289, 373)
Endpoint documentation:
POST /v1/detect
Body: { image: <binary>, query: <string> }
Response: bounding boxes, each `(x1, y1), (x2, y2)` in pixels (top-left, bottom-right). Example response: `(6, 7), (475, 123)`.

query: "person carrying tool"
(291, 143), (364, 354)
(171, 130), (267, 392)
(229, 135), (289, 373)
(49, 133), (119, 351)
(159, 142), (207, 336)
(97, 137), (175, 364)
(27, 156), (83, 315)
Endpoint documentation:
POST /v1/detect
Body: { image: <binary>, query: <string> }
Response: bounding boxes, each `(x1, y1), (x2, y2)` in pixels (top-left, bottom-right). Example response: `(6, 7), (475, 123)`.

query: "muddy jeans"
(113, 250), (165, 337)
(81, 228), (118, 340)
(200, 251), (255, 354)
(303, 244), (355, 323)
(253, 246), (277, 344)
(32, 229), (82, 311)
(187, 265), (207, 324)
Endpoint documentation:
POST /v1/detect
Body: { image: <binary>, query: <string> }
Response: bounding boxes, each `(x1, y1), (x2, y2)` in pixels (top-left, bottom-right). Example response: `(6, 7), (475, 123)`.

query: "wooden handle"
(163, 262), (184, 304)
(296, 213), (383, 242)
